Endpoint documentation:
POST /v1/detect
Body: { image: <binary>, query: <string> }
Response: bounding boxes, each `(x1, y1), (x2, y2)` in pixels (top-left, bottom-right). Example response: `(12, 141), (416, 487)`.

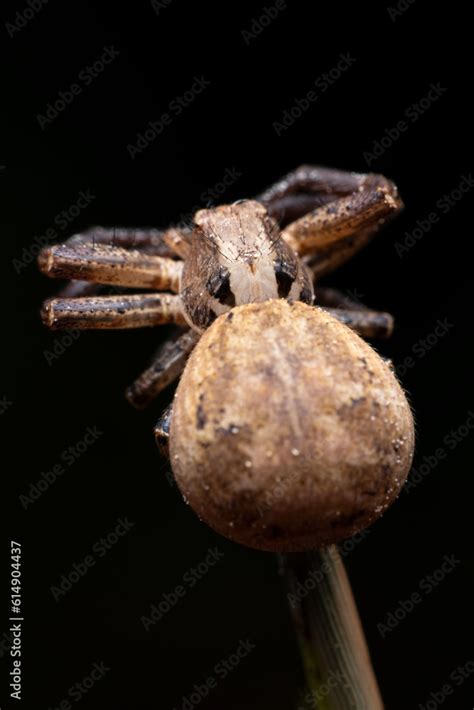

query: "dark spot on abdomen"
(196, 393), (207, 429)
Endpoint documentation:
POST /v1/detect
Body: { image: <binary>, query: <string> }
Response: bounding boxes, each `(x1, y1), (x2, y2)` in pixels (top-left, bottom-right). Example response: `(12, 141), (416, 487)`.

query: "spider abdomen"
(169, 300), (414, 552)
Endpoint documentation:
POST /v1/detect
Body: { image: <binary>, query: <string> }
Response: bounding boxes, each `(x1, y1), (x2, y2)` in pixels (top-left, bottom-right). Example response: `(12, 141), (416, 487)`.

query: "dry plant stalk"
(284, 547), (384, 709)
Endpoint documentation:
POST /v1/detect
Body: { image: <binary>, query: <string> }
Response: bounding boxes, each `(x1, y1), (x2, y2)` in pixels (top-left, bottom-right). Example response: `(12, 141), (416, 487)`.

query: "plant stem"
(282, 546), (384, 709)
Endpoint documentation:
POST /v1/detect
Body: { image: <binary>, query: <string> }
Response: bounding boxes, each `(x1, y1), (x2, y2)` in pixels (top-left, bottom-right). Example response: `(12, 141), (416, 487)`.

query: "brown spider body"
(170, 301), (414, 552)
(39, 165), (414, 551)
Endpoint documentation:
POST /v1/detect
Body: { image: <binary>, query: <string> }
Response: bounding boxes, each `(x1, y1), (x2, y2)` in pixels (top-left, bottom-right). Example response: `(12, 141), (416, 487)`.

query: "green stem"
(282, 546), (384, 709)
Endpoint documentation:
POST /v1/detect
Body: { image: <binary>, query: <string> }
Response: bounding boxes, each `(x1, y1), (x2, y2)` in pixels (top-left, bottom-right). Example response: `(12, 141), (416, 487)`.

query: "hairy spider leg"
(321, 307), (394, 339)
(281, 181), (402, 257)
(258, 164), (400, 226)
(38, 243), (183, 291)
(315, 286), (371, 311)
(40, 226), (190, 299)
(126, 329), (199, 409)
(62, 225), (189, 257)
(42, 293), (186, 330)
(315, 287), (394, 338)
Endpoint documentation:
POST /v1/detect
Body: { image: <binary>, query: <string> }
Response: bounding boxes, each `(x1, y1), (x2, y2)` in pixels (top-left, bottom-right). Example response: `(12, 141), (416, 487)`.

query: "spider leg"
(64, 225), (191, 258)
(315, 286), (371, 312)
(321, 307), (394, 339)
(126, 329), (199, 409)
(305, 227), (376, 280)
(38, 243), (183, 292)
(282, 182), (402, 257)
(57, 280), (104, 298)
(50, 227), (191, 299)
(257, 165), (399, 226)
(159, 227), (192, 260)
(41, 293), (186, 330)
(154, 403), (173, 458)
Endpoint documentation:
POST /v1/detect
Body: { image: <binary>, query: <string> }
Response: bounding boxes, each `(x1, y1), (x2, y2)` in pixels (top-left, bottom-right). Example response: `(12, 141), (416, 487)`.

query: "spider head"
(180, 200), (314, 332)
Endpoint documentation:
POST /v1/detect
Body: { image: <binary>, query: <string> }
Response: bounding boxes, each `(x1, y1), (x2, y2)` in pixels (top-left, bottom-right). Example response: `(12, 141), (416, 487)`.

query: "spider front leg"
(39, 243), (183, 292)
(258, 164), (399, 226)
(42, 226), (190, 298)
(282, 179), (402, 260)
(126, 329), (200, 409)
(42, 293), (186, 330)
(64, 225), (191, 258)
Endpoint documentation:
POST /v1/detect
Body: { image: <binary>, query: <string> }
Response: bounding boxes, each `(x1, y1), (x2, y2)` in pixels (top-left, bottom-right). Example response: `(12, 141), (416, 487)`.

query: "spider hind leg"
(126, 330), (199, 409)
(321, 307), (394, 339)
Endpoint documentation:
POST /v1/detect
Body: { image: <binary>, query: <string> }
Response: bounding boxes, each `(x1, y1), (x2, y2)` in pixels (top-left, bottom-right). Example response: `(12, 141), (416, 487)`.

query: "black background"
(3, 1), (473, 708)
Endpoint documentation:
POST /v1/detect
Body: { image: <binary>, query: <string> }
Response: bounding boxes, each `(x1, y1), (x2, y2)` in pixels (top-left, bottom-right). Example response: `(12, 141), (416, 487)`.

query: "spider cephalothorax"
(180, 200), (313, 331)
(39, 166), (414, 551)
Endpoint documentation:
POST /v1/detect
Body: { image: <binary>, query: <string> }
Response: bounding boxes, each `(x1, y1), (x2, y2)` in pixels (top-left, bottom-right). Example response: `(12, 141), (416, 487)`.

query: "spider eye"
(207, 268), (236, 307)
(274, 262), (295, 298)
(215, 277), (235, 307)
